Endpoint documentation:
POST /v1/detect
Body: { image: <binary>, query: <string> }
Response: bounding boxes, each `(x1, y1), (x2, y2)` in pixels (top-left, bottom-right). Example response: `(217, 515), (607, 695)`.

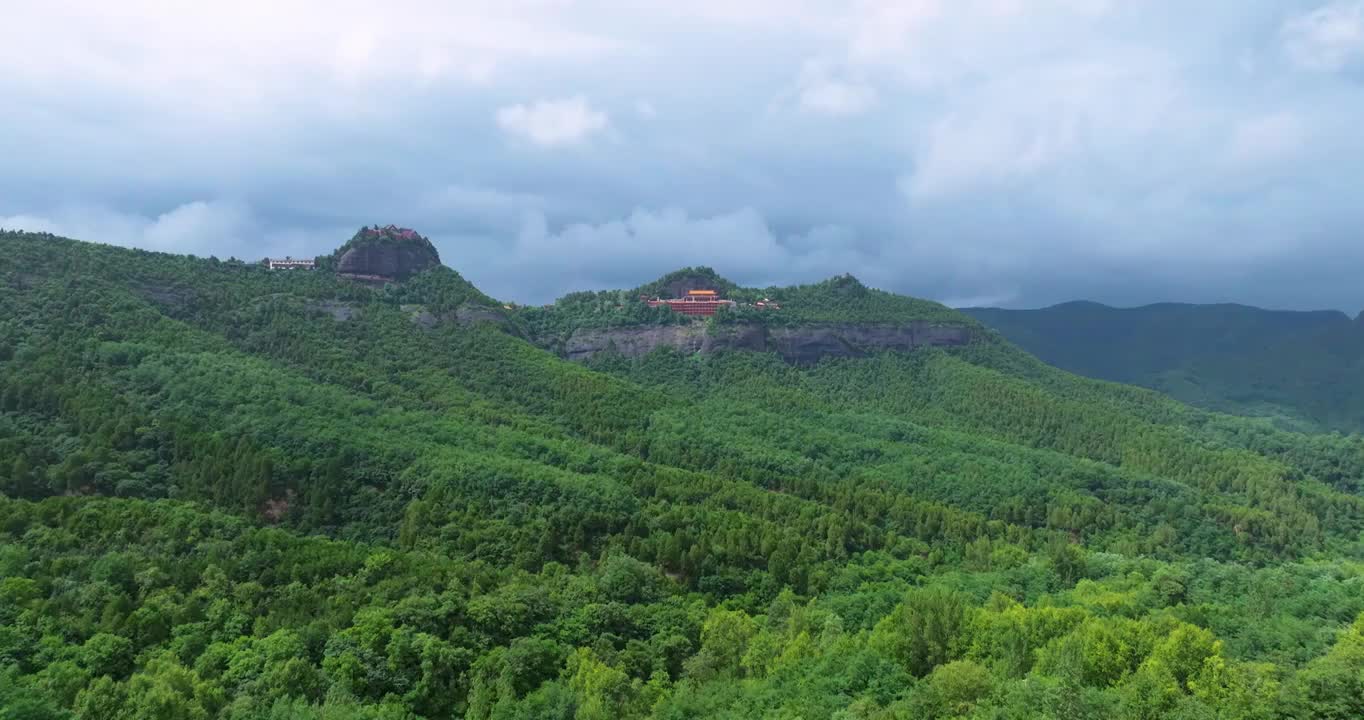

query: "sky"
(3, 1), (1364, 310)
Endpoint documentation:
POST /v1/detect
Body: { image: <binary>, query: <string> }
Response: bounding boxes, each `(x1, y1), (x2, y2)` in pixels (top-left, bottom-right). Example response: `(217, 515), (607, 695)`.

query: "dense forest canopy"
(965, 301), (1364, 433)
(1, 229), (1363, 719)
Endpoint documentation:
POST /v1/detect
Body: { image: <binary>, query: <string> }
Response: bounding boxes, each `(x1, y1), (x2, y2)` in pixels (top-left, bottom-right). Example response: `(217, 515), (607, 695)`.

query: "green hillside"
(964, 302), (1364, 432)
(2, 230), (1364, 719)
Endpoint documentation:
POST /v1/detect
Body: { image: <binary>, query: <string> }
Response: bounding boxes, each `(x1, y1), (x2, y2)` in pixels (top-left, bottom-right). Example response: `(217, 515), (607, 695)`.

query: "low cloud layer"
(496, 97), (610, 147)
(3, 1), (1363, 310)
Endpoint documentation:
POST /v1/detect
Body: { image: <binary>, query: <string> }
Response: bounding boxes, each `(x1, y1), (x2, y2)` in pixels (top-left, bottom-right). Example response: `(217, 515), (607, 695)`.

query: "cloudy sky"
(3, 1), (1363, 309)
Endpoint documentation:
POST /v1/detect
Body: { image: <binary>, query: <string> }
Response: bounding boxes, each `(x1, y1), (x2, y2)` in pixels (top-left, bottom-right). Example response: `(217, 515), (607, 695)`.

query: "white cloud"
(496, 96), (609, 147)
(6, 1), (1364, 311)
(513, 207), (783, 273)
(655, 0), (833, 28)
(0, 201), (325, 260)
(800, 81), (877, 115)
(796, 60), (878, 116)
(488, 204), (1043, 307)
(494, 207), (882, 298)
(1283, 1), (1364, 72)
(146, 202), (255, 251)
(902, 56), (1184, 201)
(334, 30), (378, 77)
(415, 184), (544, 230)
(0, 215), (61, 235)
(840, 0), (1114, 88)
(420, 184), (541, 212)
(902, 112), (1064, 200)
(1226, 112), (1308, 167)
(0, 1), (617, 121)
(847, 0), (945, 68)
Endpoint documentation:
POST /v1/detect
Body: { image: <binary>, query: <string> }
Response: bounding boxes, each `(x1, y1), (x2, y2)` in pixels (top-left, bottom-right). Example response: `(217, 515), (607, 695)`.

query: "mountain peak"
(333, 225), (441, 281)
(634, 267), (738, 298)
(822, 273), (867, 295)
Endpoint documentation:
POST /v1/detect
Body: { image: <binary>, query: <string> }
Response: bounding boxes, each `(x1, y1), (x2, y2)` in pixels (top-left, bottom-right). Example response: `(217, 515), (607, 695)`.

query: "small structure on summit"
(267, 256), (316, 270)
(333, 225), (441, 282)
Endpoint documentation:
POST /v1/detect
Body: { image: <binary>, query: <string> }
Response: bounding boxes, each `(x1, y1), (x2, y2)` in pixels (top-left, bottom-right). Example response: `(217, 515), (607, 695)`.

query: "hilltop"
(965, 301), (1364, 432)
(519, 268), (981, 362)
(2, 230), (1364, 718)
(331, 224), (444, 281)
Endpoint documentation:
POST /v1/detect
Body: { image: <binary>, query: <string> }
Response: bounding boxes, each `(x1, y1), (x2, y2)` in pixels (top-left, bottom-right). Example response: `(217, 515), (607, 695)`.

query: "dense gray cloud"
(3, 0), (1363, 310)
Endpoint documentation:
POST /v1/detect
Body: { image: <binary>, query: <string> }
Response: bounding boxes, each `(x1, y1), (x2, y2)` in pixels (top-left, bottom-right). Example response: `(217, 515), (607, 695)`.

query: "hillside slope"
(964, 301), (1364, 432)
(2, 231), (1364, 719)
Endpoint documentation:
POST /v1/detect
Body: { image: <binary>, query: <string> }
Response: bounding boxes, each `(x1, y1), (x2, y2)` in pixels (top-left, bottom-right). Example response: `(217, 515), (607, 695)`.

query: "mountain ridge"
(964, 300), (1364, 432)
(520, 267), (983, 363)
(1008, 299), (1355, 317)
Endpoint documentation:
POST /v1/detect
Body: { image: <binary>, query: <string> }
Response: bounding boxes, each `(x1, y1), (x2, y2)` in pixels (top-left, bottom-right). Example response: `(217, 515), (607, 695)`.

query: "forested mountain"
(964, 302), (1364, 433)
(2, 229), (1364, 719)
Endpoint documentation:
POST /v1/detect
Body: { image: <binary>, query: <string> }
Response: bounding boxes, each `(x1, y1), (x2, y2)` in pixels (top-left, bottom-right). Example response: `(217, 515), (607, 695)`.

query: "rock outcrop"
(310, 300), (359, 322)
(564, 321), (975, 364)
(454, 305), (506, 327)
(336, 243), (439, 280)
(397, 303), (508, 331)
(334, 225), (441, 281)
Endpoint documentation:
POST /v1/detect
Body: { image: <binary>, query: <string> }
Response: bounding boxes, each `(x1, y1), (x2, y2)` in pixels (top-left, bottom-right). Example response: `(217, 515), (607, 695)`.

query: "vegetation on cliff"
(2, 230), (1363, 718)
(332, 225), (441, 264)
(716, 273), (976, 326)
(520, 268), (977, 350)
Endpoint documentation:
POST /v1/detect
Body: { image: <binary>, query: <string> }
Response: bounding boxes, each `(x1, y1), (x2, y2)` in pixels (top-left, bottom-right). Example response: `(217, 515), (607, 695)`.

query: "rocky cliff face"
(333, 225), (442, 281)
(393, 303), (508, 331)
(336, 243), (440, 280)
(564, 321), (975, 364)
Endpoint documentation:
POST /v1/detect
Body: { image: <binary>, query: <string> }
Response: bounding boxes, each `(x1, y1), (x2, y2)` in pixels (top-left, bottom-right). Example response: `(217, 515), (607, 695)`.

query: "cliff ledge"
(564, 321), (974, 364)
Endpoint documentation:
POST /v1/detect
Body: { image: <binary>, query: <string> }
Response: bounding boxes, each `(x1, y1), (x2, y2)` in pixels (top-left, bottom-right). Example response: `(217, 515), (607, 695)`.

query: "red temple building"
(645, 289), (738, 316)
